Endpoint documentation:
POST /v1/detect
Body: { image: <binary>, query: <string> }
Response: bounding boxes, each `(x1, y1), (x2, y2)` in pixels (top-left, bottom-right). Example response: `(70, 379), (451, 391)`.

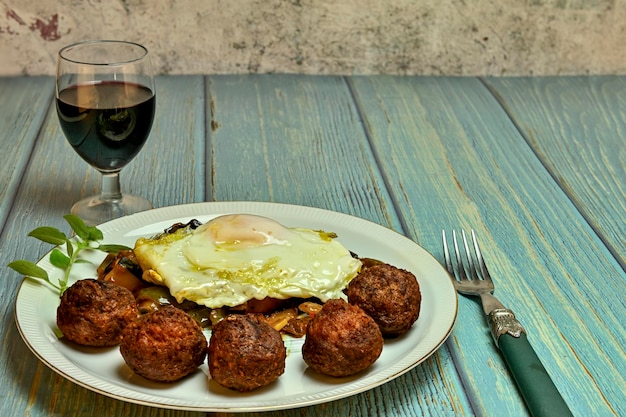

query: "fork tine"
(443, 229), (490, 283)
(451, 230), (469, 281)
(442, 230), (453, 275)
(461, 230), (480, 281)
(471, 229), (492, 281)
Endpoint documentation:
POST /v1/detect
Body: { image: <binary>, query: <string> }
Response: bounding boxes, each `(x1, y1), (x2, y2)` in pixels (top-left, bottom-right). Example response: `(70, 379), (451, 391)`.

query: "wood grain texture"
(207, 74), (402, 230)
(1, 75), (624, 417)
(0, 77), (54, 232)
(349, 76), (625, 416)
(0, 83), (205, 417)
(206, 74), (469, 417)
(483, 76), (626, 270)
(118, 75), (207, 207)
(0, 76), (207, 417)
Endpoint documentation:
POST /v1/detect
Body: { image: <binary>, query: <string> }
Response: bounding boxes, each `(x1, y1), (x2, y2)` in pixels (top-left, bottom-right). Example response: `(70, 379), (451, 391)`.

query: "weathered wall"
(1, 0), (625, 76)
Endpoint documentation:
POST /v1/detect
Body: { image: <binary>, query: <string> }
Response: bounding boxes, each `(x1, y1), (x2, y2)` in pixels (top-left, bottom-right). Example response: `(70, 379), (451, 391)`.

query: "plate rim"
(14, 201), (458, 412)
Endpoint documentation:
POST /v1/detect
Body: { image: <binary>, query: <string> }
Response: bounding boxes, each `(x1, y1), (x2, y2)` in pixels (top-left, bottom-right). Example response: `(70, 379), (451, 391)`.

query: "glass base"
(71, 194), (153, 225)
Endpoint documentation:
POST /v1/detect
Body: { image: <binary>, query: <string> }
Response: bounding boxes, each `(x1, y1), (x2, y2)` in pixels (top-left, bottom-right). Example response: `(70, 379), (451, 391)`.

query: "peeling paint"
(6, 9), (27, 26)
(0, 1), (625, 76)
(29, 14), (63, 41)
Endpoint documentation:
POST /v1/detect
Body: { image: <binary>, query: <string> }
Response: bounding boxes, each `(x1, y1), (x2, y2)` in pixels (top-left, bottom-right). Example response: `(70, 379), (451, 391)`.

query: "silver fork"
(443, 230), (508, 318)
(442, 230), (572, 417)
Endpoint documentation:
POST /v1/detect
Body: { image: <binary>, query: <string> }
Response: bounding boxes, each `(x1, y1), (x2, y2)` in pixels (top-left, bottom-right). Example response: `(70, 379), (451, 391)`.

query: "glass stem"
(100, 172), (123, 202)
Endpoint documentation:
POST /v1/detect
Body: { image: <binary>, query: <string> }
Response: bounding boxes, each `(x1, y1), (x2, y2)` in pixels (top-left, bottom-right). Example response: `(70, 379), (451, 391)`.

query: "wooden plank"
(484, 76), (626, 270)
(4, 74), (622, 417)
(1, 75), (205, 221)
(0, 76), (54, 232)
(114, 75), (207, 208)
(349, 75), (625, 417)
(207, 74), (471, 416)
(0, 76), (207, 417)
(1, 75), (467, 417)
(207, 74), (402, 229)
(0, 77), (58, 417)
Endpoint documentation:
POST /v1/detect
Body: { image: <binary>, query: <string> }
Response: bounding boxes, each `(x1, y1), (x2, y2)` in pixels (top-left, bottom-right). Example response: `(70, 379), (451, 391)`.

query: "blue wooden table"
(1, 75), (624, 416)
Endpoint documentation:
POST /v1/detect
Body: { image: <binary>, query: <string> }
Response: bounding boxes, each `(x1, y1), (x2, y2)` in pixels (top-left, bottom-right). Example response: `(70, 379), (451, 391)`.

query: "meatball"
(120, 306), (207, 382)
(208, 314), (286, 392)
(56, 279), (138, 347)
(346, 263), (421, 337)
(302, 299), (383, 377)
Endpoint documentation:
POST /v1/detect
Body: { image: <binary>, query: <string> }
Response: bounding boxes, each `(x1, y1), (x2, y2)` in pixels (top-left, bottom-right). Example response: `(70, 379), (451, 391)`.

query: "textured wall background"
(1, 0), (625, 76)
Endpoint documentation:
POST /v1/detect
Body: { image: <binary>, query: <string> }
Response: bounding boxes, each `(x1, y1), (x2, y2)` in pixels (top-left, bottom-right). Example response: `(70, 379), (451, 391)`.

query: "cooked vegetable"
(298, 301), (323, 317)
(98, 250), (144, 292)
(265, 308), (298, 331)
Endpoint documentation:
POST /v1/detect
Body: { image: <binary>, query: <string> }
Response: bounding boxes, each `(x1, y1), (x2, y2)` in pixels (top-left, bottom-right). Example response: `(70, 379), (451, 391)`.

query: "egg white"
(133, 214), (362, 309)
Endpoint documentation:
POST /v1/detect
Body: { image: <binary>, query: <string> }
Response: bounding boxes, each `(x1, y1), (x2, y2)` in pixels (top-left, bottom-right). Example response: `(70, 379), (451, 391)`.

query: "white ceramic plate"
(15, 202), (458, 412)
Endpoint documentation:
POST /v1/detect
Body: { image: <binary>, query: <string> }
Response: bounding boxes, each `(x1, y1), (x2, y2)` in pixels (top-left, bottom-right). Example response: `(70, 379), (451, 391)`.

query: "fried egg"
(133, 214), (362, 309)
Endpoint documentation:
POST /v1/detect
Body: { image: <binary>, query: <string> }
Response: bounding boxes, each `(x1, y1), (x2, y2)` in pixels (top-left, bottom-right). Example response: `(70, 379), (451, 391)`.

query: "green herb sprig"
(8, 214), (130, 296)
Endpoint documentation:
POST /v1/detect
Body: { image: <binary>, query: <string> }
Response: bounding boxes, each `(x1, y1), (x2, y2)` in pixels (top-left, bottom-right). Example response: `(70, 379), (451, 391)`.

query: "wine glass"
(55, 40), (156, 225)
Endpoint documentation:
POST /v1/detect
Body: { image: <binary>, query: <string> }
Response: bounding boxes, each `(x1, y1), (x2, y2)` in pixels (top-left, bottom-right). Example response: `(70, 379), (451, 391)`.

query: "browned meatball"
(56, 279), (138, 347)
(302, 299), (383, 377)
(208, 314), (286, 392)
(346, 263), (421, 337)
(120, 306), (207, 382)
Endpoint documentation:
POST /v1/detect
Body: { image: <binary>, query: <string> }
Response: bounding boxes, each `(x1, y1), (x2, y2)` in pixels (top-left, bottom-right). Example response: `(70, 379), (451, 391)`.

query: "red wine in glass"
(56, 40), (156, 225)
(57, 81), (155, 172)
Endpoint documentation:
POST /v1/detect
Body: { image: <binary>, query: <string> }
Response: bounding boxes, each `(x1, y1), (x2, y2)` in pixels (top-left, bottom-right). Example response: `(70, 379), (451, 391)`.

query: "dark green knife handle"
(499, 333), (573, 417)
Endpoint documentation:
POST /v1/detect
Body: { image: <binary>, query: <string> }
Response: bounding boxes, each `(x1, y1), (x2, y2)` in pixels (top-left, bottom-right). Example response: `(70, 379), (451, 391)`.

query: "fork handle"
(499, 333), (573, 417)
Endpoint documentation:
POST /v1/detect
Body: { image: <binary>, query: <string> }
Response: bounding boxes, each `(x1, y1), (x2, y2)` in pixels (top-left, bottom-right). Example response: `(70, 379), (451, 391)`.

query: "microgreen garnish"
(8, 214), (131, 296)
